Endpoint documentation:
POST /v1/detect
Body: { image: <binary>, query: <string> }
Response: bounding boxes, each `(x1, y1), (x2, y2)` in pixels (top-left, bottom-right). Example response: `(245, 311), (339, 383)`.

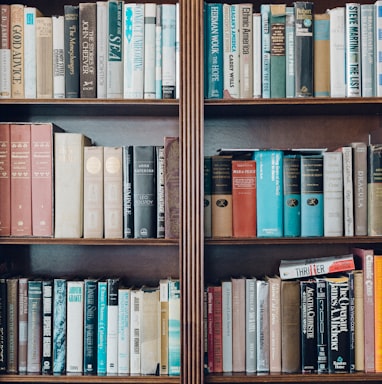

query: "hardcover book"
(168, 279), (181, 376)
(162, 4), (176, 99)
(155, 4), (162, 98)
(130, 289), (142, 374)
(232, 277), (245, 372)
(144, 3), (157, 99)
(0, 5), (11, 99)
(340, 146), (354, 236)
(0, 123), (10, 236)
(316, 277), (328, 373)
(106, 278), (119, 374)
(53, 278), (66, 374)
(156, 145), (165, 238)
(10, 4), (24, 98)
(123, 145), (134, 238)
(96, 0), (108, 98)
(0, 279), (6, 372)
(221, 280), (232, 372)
(118, 287), (130, 374)
(159, 279), (169, 375)
(245, 277), (257, 373)
(6, 278), (18, 373)
(374, 254), (382, 371)
(239, 3), (253, 98)
(361, 4), (375, 96)
(207, 287), (215, 372)
(261, 4), (271, 98)
(253, 12), (262, 97)
(285, 7), (295, 97)
(256, 279), (269, 372)
(97, 280), (107, 375)
(42, 280), (53, 374)
(52, 15), (65, 98)
(212, 285), (223, 372)
(268, 276), (281, 372)
(353, 269), (364, 371)
(18, 277), (28, 373)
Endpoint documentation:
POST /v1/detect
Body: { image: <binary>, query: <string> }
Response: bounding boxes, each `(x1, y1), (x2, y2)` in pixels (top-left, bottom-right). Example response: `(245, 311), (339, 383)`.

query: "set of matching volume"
(204, 143), (382, 238)
(0, 276), (181, 376)
(205, 1), (382, 99)
(0, 1), (179, 99)
(0, 123), (179, 239)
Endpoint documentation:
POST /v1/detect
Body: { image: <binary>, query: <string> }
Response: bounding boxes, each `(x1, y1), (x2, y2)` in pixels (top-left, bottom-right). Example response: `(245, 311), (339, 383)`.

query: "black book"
(316, 278), (329, 373)
(0, 278), (7, 373)
(42, 280), (53, 374)
(123, 146), (134, 238)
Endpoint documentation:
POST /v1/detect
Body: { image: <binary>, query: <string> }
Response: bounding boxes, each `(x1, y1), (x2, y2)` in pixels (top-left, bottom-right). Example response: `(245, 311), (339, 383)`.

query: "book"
(103, 147), (123, 239)
(361, 4), (375, 97)
(36, 17), (53, 98)
(353, 269), (364, 371)
(323, 151), (343, 237)
(279, 254), (355, 280)
(164, 137), (180, 239)
(207, 287), (215, 372)
(157, 146), (165, 238)
(232, 277), (245, 372)
(256, 279), (269, 372)
(159, 279), (169, 375)
(245, 277), (257, 373)
(270, 4), (286, 98)
(83, 146), (104, 239)
(252, 12), (262, 98)
(54, 132), (91, 238)
(212, 285), (223, 373)
(376, 1), (382, 96)
(374, 254), (382, 372)
(79, 2), (97, 98)
(168, 279), (180, 376)
(66, 280), (84, 373)
(18, 277), (28, 373)
(42, 280), (53, 374)
(96, 1), (108, 98)
(294, 1), (313, 97)
(130, 288), (142, 374)
(211, 155), (232, 237)
(133, 146), (157, 238)
(0, 123), (10, 236)
(348, 272), (356, 373)
(0, 278), (6, 373)
(97, 280), (107, 375)
(316, 277), (328, 373)
(300, 154), (324, 237)
(232, 160), (256, 238)
(64, 5), (80, 98)
(281, 280), (300, 373)
(123, 3), (144, 99)
(10, 4), (24, 98)
(204, 157), (212, 238)
(254, 150), (283, 237)
(155, 4), (162, 99)
(122, 145), (134, 238)
(340, 146), (354, 236)
(175, 3), (180, 99)
(261, 4), (271, 98)
(239, 4), (253, 98)
(106, 278), (119, 374)
(52, 15), (65, 98)
(53, 279), (66, 374)
(144, 3), (157, 99)
(118, 287), (130, 374)
(221, 280), (232, 372)
(285, 7), (295, 98)
(6, 278), (18, 373)
(10, 123), (32, 236)
(0, 5), (11, 99)
(368, 144), (382, 235)
(31, 123), (55, 237)
(283, 154), (301, 237)
(268, 276), (281, 373)
(345, 3), (361, 97)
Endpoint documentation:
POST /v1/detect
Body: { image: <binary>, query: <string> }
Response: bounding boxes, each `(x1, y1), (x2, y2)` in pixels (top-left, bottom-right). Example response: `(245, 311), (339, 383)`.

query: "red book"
(10, 124), (32, 236)
(0, 123), (10, 236)
(31, 123), (54, 237)
(232, 160), (256, 237)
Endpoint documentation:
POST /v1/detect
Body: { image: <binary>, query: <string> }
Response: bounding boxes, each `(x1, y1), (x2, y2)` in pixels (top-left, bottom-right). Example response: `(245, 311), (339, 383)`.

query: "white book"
(261, 4), (271, 98)
(118, 288), (130, 374)
(106, 278), (119, 374)
(24, 7), (40, 98)
(329, 7), (346, 97)
(246, 278), (257, 373)
(256, 279), (269, 372)
(221, 280), (232, 372)
(144, 3), (156, 99)
(159, 278), (169, 375)
(52, 15), (65, 99)
(341, 146), (354, 236)
(97, 1), (108, 98)
(66, 281), (84, 373)
(161, 4), (176, 99)
(375, 0), (382, 96)
(239, 3), (253, 98)
(361, 4), (375, 97)
(123, 3), (144, 99)
(130, 289), (142, 374)
(324, 151), (344, 237)
(252, 13), (261, 98)
(345, 3), (361, 97)
(155, 5), (162, 99)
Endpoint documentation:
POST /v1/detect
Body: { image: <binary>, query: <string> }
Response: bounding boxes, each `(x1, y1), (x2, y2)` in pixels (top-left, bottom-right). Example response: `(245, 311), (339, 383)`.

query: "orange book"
(232, 160), (256, 237)
(374, 254), (382, 372)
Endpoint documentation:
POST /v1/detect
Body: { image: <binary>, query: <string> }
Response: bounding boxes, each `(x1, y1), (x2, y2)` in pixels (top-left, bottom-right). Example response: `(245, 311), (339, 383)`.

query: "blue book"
(261, 4), (271, 98)
(283, 154), (301, 237)
(168, 279), (181, 376)
(53, 279), (66, 374)
(300, 155), (324, 237)
(97, 281), (108, 375)
(205, 3), (223, 99)
(254, 150), (283, 237)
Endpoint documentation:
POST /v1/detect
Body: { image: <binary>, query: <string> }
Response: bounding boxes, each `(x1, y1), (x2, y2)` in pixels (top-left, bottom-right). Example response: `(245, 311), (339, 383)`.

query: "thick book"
(283, 154), (301, 237)
(42, 280), (53, 374)
(6, 278), (18, 373)
(97, 280), (107, 375)
(254, 150), (283, 237)
(267, 276), (281, 373)
(0, 123), (10, 236)
(204, 157), (212, 238)
(211, 155), (232, 237)
(18, 277), (28, 373)
(0, 5), (11, 99)
(106, 278), (119, 374)
(232, 277), (245, 372)
(367, 144), (382, 235)
(64, 5), (80, 98)
(279, 253), (355, 280)
(52, 15), (65, 98)
(156, 146), (165, 238)
(232, 160), (256, 238)
(10, 4), (24, 98)
(54, 132), (91, 238)
(361, 4), (375, 97)
(104, 147), (123, 239)
(53, 278), (66, 374)
(256, 279), (269, 372)
(294, 1), (313, 97)
(83, 146), (104, 239)
(168, 279), (180, 376)
(96, 1), (108, 98)
(162, 4), (176, 99)
(122, 145), (134, 238)
(239, 4), (253, 98)
(10, 123), (32, 236)
(79, 2), (97, 98)
(261, 4), (271, 98)
(159, 279), (169, 375)
(144, 3), (157, 99)
(300, 154), (324, 237)
(164, 137), (180, 239)
(245, 277), (257, 373)
(316, 278), (328, 373)
(133, 146), (157, 238)
(118, 287), (130, 374)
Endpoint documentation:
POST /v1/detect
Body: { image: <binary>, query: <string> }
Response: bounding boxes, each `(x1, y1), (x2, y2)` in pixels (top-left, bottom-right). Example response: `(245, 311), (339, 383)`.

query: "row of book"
(204, 1), (382, 99)
(204, 143), (381, 238)
(0, 2), (179, 99)
(0, 123), (179, 239)
(0, 276), (181, 376)
(205, 248), (381, 374)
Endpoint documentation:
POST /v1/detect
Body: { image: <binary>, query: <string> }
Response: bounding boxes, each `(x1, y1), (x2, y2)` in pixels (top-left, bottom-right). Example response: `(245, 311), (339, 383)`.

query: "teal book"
(285, 7), (295, 97)
(254, 150), (283, 237)
(270, 4), (286, 98)
(261, 4), (271, 98)
(283, 154), (301, 237)
(205, 3), (223, 99)
(97, 281), (108, 375)
(168, 279), (181, 376)
(53, 279), (66, 374)
(300, 155), (324, 236)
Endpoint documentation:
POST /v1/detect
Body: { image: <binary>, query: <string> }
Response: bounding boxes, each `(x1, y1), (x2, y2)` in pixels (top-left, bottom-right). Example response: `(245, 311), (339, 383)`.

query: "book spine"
(118, 288), (130, 374)
(256, 279), (269, 372)
(368, 144), (382, 235)
(345, 3), (361, 97)
(79, 2), (97, 98)
(168, 279), (180, 376)
(130, 289), (141, 374)
(42, 280), (53, 374)
(64, 5), (80, 98)
(96, 1), (108, 98)
(107, 0), (123, 98)
(144, 3), (156, 99)
(374, 255), (382, 371)
(207, 287), (214, 373)
(245, 278), (257, 373)
(155, 4), (162, 99)
(232, 278), (245, 372)
(252, 13), (262, 98)
(221, 281), (232, 372)
(268, 277), (281, 373)
(6, 278), (18, 373)
(353, 270), (364, 371)
(123, 145), (134, 238)
(239, 4), (253, 98)
(342, 147), (354, 236)
(97, 281), (107, 375)
(156, 146), (165, 238)
(0, 5), (11, 99)
(261, 4), (271, 98)
(106, 278), (119, 374)
(10, 4), (24, 98)
(285, 7), (295, 97)
(52, 15), (65, 99)
(53, 279), (66, 374)
(212, 286), (223, 373)
(204, 156), (212, 238)
(159, 279), (169, 374)
(294, 1), (314, 97)
(348, 271), (356, 372)
(18, 277), (28, 373)
(0, 278), (7, 372)
(376, 1), (382, 96)
(316, 278), (329, 373)
(0, 124), (10, 236)
(361, 4), (375, 97)
(23, 7), (37, 99)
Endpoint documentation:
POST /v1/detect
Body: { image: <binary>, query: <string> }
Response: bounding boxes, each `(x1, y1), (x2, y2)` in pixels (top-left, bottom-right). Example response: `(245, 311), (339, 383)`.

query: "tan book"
(103, 147), (123, 239)
(10, 4), (24, 98)
(232, 277), (245, 372)
(54, 132), (91, 238)
(83, 146), (104, 238)
(159, 279), (169, 375)
(314, 13), (330, 97)
(353, 270), (364, 371)
(36, 17), (53, 98)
